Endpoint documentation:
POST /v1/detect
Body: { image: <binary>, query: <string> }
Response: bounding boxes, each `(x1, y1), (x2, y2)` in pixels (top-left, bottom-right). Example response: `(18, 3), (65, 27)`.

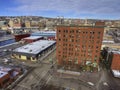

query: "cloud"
(7, 0), (120, 18)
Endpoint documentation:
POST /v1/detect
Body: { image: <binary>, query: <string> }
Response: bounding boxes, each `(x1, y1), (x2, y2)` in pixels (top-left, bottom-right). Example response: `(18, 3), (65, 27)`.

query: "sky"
(0, 0), (120, 19)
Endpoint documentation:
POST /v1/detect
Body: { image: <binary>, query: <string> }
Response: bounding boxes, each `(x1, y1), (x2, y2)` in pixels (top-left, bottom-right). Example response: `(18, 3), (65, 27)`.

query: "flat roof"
(14, 40), (56, 54)
(23, 36), (43, 40)
(0, 35), (14, 42)
(31, 31), (56, 36)
(0, 66), (12, 72)
(102, 45), (120, 54)
(112, 70), (120, 78)
(0, 71), (8, 78)
(34, 31), (56, 34)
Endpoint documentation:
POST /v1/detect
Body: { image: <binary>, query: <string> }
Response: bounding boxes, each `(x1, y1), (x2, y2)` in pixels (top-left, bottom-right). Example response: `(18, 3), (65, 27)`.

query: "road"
(13, 50), (56, 90)
(96, 69), (120, 90)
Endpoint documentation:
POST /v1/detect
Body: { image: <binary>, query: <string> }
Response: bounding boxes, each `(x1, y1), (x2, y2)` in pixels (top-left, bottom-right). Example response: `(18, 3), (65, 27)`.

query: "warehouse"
(12, 40), (56, 61)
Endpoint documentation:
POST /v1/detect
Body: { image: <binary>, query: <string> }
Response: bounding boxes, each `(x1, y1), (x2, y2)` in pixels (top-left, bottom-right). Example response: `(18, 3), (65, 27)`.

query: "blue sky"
(0, 0), (120, 19)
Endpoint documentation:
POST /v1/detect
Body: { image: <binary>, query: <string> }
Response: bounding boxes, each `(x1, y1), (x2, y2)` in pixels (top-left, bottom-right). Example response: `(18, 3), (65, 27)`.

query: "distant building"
(0, 21), (8, 30)
(8, 18), (21, 28)
(25, 21), (31, 28)
(56, 22), (104, 71)
(31, 31), (56, 40)
(12, 40), (56, 61)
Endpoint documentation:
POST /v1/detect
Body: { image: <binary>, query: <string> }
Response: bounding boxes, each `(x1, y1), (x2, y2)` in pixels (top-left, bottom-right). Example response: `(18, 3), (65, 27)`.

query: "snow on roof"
(0, 71), (8, 78)
(0, 66), (12, 72)
(0, 35), (14, 42)
(14, 40), (56, 54)
(23, 36), (43, 40)
(112, 50), (120, 54)
(112, 70), (120, 78)
(102, 40), (114, 44)
(31, 31), (56, 36)
(35, 31), (56, 33)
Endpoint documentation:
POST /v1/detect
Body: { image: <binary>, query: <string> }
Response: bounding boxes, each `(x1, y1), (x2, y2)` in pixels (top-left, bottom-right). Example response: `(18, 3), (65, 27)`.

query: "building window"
(59, 38), (61, 41)
(98, 32), (101, 34)
(97, 36), (100, 39)
(96, 46), (99, 48)
(76, 30), (78, 33)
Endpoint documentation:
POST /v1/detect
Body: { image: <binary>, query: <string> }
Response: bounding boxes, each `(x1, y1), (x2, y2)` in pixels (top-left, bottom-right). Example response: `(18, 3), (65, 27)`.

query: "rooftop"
(0, 35), (14, 42)
(102, 43), (120, 50)
(0, 66), (12, 72)
(103, 46), (120, 54)
(14, 40), (56, 54)
(0, 71), (8, 78)
(112, 70), (120, 78)
(23, 36), (43, 40)
(31, 31), (56, 36)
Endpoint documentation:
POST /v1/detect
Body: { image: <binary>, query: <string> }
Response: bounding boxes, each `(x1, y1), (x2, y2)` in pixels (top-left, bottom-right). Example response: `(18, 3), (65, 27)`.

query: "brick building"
(56, 22), (104, 71)
(111, 52), (120, 70)
(22, 36), (43, 43)
(101, 47), (120, 77)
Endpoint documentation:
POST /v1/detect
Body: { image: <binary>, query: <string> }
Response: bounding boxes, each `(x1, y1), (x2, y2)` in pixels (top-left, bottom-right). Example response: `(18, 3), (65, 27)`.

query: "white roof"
(0, 66), (12, 72)
(112, 70), (120, 78)
(14, 40), (56, 54)
(23, 36), (43, 40)
(0, 71), (8, 78)
(102, 40), (114, 44)
(36, 31), (56, 33)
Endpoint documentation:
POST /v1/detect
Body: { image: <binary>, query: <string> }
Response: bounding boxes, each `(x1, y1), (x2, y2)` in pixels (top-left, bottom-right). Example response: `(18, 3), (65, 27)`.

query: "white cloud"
(8, 0), (120, 16)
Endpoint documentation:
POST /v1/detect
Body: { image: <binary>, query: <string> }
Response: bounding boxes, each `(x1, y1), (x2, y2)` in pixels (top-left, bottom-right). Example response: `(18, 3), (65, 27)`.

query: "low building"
(0, 66), (22, 89)
(22, 36), (43, 43)
(101, 47), (120, 78)
(0, 71), (10, 88)
(31, 31), (56, 40)
(12, 40), (56, 61)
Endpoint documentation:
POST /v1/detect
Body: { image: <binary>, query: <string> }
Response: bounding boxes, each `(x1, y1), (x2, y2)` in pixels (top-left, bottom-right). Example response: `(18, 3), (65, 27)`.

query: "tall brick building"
(56, 22), (104, 70)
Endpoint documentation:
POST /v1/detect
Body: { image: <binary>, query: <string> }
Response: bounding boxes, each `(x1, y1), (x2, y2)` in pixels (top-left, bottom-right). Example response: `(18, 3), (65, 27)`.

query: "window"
(72, 39), (74, 42)
(59, 38), (61, 41)
(97, 36), (100, 39)
(76, 30), (78, 33)
(96, 50), (98, 53)
(96, 46), (99, 48)
(66, 30), (68, 33)
(98, 32), (101, 34)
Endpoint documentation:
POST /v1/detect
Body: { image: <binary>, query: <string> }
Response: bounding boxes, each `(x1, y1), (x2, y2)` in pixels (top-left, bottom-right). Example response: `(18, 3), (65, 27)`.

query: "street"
(96, 69), (120, 90)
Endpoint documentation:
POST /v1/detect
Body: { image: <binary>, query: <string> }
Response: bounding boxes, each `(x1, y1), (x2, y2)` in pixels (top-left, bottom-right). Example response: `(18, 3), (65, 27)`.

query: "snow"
(112, 70), (120, 77)
(0, 66), (12, 72)
(103, 82), (108, 86)
(23, 36), (43, 40)
(31, 31), (56, 36)
(14, 40), (56, 54)
(87, 82), (94, 86)
(0, 71), (8, 78)
(102, 40), (114, 44)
